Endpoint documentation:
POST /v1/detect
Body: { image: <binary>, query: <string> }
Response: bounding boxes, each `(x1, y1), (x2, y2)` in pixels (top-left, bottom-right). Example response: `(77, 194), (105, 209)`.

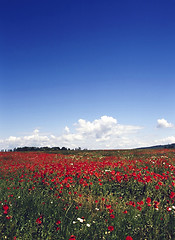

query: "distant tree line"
(2, 146), (85, 152)
(164, 143), (175, 149)
(13, 146), (69, 152)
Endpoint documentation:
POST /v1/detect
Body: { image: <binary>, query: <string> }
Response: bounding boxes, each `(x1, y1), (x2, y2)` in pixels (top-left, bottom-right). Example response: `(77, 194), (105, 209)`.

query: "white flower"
(77, 217), (84, 223)
(73, 221), (76, 224)
(86, 223), (90, 227)
(95, 208), (99, 211)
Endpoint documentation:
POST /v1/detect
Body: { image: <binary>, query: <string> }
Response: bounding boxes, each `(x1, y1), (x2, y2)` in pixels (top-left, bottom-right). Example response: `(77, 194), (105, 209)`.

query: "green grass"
(0, 149), (175, 239)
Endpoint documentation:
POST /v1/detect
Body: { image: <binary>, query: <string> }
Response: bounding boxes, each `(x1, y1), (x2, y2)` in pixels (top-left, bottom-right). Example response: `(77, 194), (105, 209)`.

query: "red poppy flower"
(146, 197), (151, 204)
(106, 204), (112, 209)
(137, 206), (142, 211)
(126, 236), (133, 240)
(108, 226), (114, 231)
(137, 200), (144, 205)
(36, 217), (42, 224)
(56, 220), (61, 225)
(109, 209), (114, 213)
(36, 216), (42, 224)
(69, 235), (76, 240)
(3, 204), (9, 212)
(170, 191), (175, 199)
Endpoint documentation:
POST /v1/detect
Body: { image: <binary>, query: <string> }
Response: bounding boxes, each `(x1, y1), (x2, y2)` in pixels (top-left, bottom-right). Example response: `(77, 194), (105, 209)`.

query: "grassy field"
(0, 149), (175, 240)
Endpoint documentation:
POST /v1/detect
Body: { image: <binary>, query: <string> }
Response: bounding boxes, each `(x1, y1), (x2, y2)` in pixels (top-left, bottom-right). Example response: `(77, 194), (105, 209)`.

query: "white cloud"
(155, 136), (175, 145)
(0, 129), (50, 150)
(8, 136), (21, 142)
(0, 116), (144, 150)
(75, 116), (118, 138)
(157, 118), (174, 128)
(2, 116), (173, 150)
(75, 116), (141, 139)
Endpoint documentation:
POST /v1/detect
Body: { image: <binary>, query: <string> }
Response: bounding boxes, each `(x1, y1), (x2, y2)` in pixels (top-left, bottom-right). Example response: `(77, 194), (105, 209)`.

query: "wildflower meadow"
(0, 149), (175, 239)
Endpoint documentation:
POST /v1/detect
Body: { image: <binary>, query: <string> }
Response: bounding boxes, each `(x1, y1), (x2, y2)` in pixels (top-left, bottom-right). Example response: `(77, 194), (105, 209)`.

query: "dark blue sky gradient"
(1, 0), (175, 145)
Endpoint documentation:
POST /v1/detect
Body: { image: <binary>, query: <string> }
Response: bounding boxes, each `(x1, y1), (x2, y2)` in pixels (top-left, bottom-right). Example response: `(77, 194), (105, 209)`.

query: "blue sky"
(1, 0), (175, 150)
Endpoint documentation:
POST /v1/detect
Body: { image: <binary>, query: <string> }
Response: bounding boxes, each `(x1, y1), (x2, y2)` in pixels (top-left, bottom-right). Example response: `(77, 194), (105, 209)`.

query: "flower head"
(108, 226), (114, 231)
(3, 204), (9, 214)
(126, 236), (133, 240)
(69, 235), (76, 240)
(56, 220), (61, 225)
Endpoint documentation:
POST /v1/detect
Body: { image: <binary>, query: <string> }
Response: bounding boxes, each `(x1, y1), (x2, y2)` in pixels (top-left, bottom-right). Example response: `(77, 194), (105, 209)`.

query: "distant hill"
(136, 143), (175, 150)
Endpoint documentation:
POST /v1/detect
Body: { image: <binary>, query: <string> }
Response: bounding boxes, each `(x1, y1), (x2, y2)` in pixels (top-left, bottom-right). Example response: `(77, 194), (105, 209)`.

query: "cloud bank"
(1, 116), (175, 150)
(0, 116), (143, 150)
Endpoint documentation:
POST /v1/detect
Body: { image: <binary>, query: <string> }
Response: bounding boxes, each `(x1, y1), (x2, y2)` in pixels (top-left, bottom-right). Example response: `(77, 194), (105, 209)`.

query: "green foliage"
(0, 149), (175, 239)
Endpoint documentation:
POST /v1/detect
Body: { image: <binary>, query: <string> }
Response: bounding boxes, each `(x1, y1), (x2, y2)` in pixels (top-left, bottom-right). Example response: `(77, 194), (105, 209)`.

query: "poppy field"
(0, 149), (175, 240)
